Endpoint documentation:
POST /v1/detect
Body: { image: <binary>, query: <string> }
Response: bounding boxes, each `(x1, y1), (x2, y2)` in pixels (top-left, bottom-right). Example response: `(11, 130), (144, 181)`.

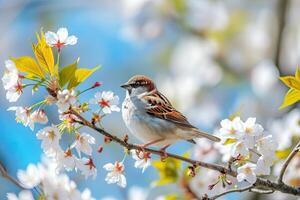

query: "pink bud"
(92, 82), (102, 88)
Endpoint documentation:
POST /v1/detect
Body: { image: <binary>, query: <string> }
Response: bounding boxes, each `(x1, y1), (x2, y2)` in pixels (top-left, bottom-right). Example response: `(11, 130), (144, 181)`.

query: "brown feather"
(144, 91), (196, 129)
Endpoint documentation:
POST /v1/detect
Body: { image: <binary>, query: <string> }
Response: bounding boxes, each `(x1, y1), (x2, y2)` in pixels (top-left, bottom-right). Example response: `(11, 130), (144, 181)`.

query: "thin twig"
(278, 140), (300, 183)
(207, 185), (254, 200)
(0, 161), (24, 189)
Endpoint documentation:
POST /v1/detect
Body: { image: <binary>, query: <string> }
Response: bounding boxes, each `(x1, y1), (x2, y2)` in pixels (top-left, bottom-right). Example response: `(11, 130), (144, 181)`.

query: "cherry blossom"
(17, 164), (41, 189)
(36, 125), (61, 156)
(103, 161), (127, 188)
(90, 91), (120, 114)
(45, 27), (77, 51)
(231, 141), (249, 157)
(219, 117), (243, 140)
(56, 89), (77, 113)
(7, 190), (34, 200)
(240, 118), (264, 148)
(9, 158), (95, 200)
(237, 163), (257, 184)
(71, 133), (95, 157)
(56, 148), (77, 171)
(130, 150), (151, 173)
(255, 156), (272, 175)
(2, 60), (24, 102)
(2, 60), (19, 90)
(256, 135), (278, 157)
(77, 158), (97, 179)
(8, 107), (31, 129)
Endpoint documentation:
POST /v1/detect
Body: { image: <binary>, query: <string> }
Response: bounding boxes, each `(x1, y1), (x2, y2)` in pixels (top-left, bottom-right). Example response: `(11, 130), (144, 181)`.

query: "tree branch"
(274, 0), (290, 74)
(0, 161), (24, 189)
(69, 109), (300, 198)
(207, 185), (254, 200)
(278, 140), (300, 183)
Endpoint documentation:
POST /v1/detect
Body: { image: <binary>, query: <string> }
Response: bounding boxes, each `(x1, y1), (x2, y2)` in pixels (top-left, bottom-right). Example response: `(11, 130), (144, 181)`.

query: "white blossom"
(8, 107), (32, 129)
(55, 149), (77, 171)
(7, 190), (34, 200)
(237, 163), (257, 184)
(2, 60), (23, 102)
(71, 133), (95, 157)
(36, 125), (61, 156)
(56, 89), (77, 113)
(231, 141), (249, 157)
(5, 81), (23, 102)
(17, 164), (41, 189)
(30, 110), (48, 124)
(45, 27), (77, 50)
(90, 91), (120, 114)
(255, 156), (272, 176)
(2, 60), (19, 90)
(81, 189), (96, 200)
(256, 135), (278, 157)
(240, 118), (264, 148)
(9, 158), (95, 200)
(130, 150), (151, 173)
(219, 117), (243, 140)
(77, 158), (97, 179)
(103, 161), (127, 188)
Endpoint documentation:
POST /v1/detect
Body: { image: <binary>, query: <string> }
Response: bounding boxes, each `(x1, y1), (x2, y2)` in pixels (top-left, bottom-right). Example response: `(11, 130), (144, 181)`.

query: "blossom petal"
(65, 35), (78, 45)
(45, 31), (58, 46)
(57, 27), (69, 42)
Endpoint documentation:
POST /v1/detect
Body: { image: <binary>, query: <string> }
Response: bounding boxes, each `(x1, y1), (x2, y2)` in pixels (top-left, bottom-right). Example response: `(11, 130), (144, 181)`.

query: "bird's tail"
(192, 129), (221, 142)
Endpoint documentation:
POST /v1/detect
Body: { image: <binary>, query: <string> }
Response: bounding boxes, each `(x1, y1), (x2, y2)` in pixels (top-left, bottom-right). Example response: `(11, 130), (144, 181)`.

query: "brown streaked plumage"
(121, 75), (220, 149)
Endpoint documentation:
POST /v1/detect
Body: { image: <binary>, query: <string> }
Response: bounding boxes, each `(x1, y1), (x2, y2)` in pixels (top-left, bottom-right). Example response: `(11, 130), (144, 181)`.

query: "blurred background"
(1, 0), (300, 199)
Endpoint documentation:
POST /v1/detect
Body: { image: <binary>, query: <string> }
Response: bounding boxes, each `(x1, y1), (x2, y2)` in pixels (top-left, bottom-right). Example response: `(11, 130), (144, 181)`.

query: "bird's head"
(121, 75), (156, 96)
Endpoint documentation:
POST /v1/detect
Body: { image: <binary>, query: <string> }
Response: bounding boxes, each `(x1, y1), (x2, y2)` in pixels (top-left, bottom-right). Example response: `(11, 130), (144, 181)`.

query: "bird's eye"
(131, 83), (139, 88)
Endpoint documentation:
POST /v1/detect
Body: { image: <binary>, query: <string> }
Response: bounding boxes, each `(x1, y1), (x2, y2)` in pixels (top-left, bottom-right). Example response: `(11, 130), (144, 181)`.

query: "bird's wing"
(142, 91), (196, 129)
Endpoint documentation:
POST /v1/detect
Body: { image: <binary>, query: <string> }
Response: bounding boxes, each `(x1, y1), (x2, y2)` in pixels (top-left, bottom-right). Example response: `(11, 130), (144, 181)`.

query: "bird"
(121, 75), (220, 153)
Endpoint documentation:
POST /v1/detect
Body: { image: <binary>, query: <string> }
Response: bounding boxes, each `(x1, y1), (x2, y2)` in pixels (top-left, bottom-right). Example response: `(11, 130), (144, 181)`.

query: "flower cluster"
(218, 117), (278, 184)
(1, 28), (116, 179)
(2, 27), (155, 191)
(7, 158), (95, 200)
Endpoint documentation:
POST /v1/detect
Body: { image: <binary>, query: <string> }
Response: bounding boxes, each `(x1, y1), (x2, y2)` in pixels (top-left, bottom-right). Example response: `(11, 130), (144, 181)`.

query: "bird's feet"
(159, 145), (170, 162)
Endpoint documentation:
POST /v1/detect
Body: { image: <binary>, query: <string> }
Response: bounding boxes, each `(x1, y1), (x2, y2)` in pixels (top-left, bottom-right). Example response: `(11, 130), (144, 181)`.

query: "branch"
(69, 109), (300, 198)
(70, 109), (235, 176)
(0, 161), (24, 189)
(278, 140), (300, 183)
(207, 185), (254, 200)
(274, 0), (290, 74)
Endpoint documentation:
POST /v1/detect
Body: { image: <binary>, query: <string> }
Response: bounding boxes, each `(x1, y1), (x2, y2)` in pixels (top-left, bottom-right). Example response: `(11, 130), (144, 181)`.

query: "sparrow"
(121, 75), (220, 152)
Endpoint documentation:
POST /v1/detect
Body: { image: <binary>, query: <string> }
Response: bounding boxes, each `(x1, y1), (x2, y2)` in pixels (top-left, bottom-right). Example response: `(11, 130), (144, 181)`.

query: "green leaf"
(276, 148), (292, 159)
(59, 59), (78, 87)
(165, 194), (178, 200)
(32, 31), (55, 76)
(279, 76), (300, 90)
(223, 138), (237, 145)
(296, 66), (300, 80)
(152, 158), (181, 186)
(67, 65), (101, 89)
(12, 56), (45, 78)
(279, 88), (300, 109)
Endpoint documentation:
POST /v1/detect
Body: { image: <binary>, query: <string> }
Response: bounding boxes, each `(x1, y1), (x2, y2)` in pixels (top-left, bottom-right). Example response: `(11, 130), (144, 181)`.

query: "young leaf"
(276, 148), (292, 159)
(32, 31), (55, 76)
(12, 56), (45, 79)
(279, 89), (300, 109)
(67, 65), (101, 89)
(59, 60), (78, 87)
(152, 158), (181, 186)
(279, 76), (300, 90)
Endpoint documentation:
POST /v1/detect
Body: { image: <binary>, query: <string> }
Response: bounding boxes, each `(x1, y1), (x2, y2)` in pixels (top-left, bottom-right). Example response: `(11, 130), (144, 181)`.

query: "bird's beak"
(120, 83), (130, 89)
